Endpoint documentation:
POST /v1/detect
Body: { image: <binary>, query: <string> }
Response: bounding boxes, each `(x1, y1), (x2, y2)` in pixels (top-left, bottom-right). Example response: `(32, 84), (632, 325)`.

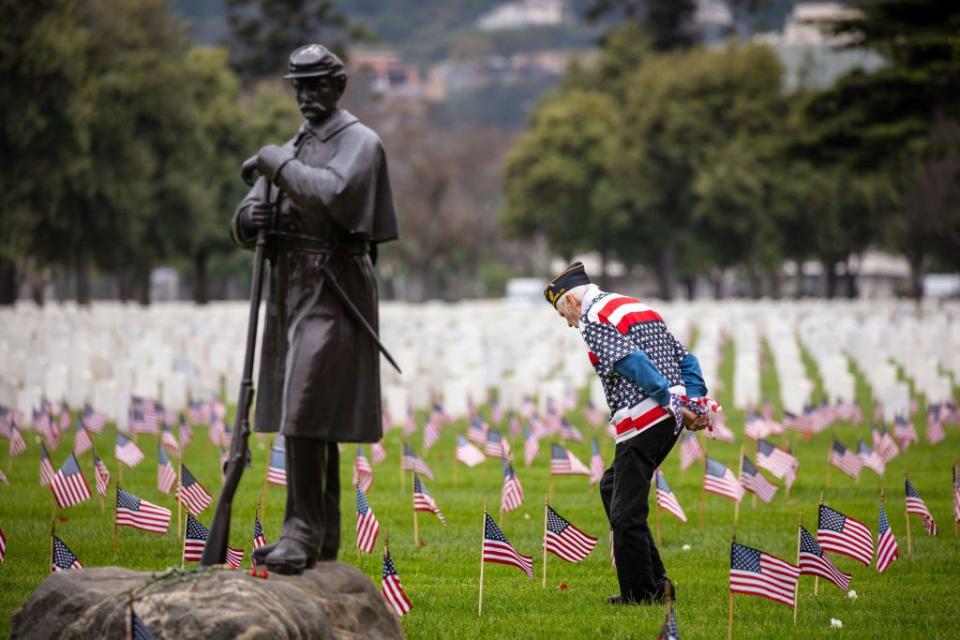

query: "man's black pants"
(600, 418), (680, 602)
(280, 438), (340, 560)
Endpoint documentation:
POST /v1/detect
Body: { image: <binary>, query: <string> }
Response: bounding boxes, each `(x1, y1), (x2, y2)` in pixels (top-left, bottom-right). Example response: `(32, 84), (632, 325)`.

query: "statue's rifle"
(201, 179), (271, 566)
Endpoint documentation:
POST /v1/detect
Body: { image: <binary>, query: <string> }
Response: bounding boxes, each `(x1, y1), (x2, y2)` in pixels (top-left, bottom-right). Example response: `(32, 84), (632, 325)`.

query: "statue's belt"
(267, 231), (370, 255)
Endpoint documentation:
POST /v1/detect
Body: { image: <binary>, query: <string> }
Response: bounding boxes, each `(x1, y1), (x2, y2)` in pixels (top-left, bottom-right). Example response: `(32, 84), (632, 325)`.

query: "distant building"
(350, 49), (423, 97)
(477, 0), (568, 31)
(753, 1), (884, 89)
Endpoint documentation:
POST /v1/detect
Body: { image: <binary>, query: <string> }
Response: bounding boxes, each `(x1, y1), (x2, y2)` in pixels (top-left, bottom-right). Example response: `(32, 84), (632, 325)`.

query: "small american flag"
(544, 505), (597, 563)
(183, 514), (209, 562)
(39, 443), (55, 487)
(679, 433), (704, 471)
(50, 453), (91, 509)
(818, 504), (873, 566)
(93, 453), (110, 496)
(468, 415), (488, 446)
(828, 439), (861, 479)
(51, 535), (83, 571)
(508, 413), (522, 438)
(655, 469), (687, 522)
(354, 446), (374, 493)
(267, 438), (287, 486)
(404, 406), (418, 437)
(523, 426), (539, 467)
(704, 457), (743, 501)
(177, 464), (212, 516)
(371, 441), (388, 465)
(892, 414), (918, 448)
(423, 415), (442, 452)
(187, 399), (211, 425)
(657, 600), (680, 640)
(116, 487), (171, 534)
(413, 475), (446, 524)
(355, 484), (380, 554)
(872, 424), (899, 462)
(402, 443), (433, 479)
(160, 425), (180, 457)
(744, 412), (771, 441)
(876, 503), (898, 573)
(381, 550), (412, 616)
(588, 439), (604, 485)
(708, 415), (736, 443)
(798, 526), (850, 591)
(550, 444), (590, 476)
(73, 417), (94, 456)
(482, 512), (533, 578)
(756, 439), (797, 487)
(0, 526), (5, 562)
(131, 610), (158, 640)
(484, 429), (510, 459)
(857, 440), (885, 476)
(456, 435), (486, 467)
(115, 434), (144, 468)
(178, 415), (192, 449)
(253, 514), (267, 550)
(157, 445), (176, 494)
(0, 405), (11, 434)
(582, 400), (605, 427)
(926, 404), (945, 445)
(500, 461), (524, 514)
(129, 398), (158, 435)
(740, 455), (777, 503)
(520, 396), (535, 419)
(905, 479), (938, 535)
(81, 404), (107, 432)
(226, 546), (244, 569)
(9, 425), (27, 458)
(559, 418), (585, 443)
(729, 542), (800, 608)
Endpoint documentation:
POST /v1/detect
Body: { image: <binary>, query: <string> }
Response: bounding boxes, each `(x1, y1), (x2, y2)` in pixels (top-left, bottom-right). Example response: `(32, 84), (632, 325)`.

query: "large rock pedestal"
(10, 563), (403, 639)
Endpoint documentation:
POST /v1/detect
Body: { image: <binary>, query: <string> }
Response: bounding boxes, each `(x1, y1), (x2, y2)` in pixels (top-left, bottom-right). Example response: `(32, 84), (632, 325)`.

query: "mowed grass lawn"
(2, 345), (959, 639)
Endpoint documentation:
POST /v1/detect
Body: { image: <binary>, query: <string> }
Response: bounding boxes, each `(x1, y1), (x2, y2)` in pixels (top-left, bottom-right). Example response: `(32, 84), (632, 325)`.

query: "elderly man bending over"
(545, 262), (711, 605)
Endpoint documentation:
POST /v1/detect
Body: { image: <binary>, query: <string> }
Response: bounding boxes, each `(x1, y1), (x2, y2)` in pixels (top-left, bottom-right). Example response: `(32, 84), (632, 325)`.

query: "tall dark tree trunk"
(656, 243), (676, 300)
(795, 261), (805, 299)
(683, 276), (695, 300)
(0, 255), (17, 305)
(767, 269), (782, 300)
(193, 251), (210, 305)
(906, 250), (924, 300)
(711, 270), (725, 299)
(598, 241), (610, 291)
(137, 261), (152, 306)
(844, 264), (859, 299)
(746, 263), (763, 299)
(823, 259), (838, 299)
(117, 272), (133, 303)
(75, 250), (91, 306)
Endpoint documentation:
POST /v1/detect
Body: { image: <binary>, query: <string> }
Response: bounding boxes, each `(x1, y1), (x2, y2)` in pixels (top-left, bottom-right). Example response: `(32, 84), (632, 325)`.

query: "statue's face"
(292, 76), (344, 124)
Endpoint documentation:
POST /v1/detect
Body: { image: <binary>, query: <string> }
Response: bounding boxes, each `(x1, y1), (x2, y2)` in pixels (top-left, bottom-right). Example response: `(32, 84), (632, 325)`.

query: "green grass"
(2, 361), (959, 639)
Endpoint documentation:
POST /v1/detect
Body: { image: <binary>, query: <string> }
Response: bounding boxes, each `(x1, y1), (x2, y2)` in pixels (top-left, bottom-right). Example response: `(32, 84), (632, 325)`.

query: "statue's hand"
(241, 154), (260, 186)
(256, 145), (293, 183)
(241, 202), (275, 233)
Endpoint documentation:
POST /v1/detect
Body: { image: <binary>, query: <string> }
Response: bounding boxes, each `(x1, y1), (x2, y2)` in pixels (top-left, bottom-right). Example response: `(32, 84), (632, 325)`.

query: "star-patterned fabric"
(580, 291), (687, 419)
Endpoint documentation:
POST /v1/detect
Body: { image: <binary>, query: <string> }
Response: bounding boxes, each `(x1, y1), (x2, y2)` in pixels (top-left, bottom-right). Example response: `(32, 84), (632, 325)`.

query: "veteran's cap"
(544, 262), (591, 308)
(283, 44), (346, 79)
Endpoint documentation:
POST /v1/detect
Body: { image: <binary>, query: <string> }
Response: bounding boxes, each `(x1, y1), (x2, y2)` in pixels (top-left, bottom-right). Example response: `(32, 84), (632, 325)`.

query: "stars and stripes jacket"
(579, 285), (706, 444)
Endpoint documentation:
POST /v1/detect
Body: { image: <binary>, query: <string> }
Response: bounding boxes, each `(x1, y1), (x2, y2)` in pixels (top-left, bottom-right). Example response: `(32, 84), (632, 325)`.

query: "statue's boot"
(264, 537), (317, 575)
(252, 542), (278, 566)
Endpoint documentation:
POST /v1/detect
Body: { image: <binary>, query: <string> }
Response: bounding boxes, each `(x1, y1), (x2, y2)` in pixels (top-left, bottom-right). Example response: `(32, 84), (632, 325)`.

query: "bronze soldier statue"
(231, 44), (398, 574)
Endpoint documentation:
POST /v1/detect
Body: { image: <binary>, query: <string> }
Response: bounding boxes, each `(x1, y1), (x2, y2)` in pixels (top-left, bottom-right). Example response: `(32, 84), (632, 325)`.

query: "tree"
(502, 89), (629, 288)
(585, 0), (698, 51)
(225, 0), (368, 80)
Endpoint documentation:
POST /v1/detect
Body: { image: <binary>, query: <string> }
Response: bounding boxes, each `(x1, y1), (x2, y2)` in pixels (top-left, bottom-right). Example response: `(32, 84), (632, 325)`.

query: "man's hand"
(681, 408), (709, 431)
(241, 202), (275, 233)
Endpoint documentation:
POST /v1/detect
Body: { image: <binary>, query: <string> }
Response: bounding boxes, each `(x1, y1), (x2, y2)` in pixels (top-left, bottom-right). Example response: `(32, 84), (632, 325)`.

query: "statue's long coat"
(231, 109), (398, 442)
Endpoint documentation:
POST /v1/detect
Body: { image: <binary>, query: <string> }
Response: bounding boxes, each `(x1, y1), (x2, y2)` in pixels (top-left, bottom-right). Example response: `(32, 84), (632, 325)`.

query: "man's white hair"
(557, 284), (591, 314)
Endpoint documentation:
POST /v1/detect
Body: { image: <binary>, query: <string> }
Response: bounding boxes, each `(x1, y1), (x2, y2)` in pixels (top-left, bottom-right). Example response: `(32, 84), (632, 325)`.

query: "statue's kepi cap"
(544, 261), (591, 308)
(284, 44), (347, 79)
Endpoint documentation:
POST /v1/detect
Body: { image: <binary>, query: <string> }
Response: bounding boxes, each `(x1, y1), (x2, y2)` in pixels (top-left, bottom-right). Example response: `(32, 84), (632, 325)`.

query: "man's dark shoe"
(607, 593), (661, 605)
(264, 537), (316, 575)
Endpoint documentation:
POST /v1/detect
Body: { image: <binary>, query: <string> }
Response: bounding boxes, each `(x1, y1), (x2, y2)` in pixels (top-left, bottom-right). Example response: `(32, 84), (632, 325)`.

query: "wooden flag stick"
(452, 441), (459, 486)
(793, 513), (802, 625)
(542, 500), (549, 588)
(954, 462), (958, 537)
(654, 490), (663, 548)
(400, 443), (405, 492)
(114, 485), (120, 562)
(177, 464), (183, 541)
(50, 514), (56, 573)
(478, 502), (487, 617)
(699, 456), (707, 529)
(413, 480), (420, 547)
(734, 445), (744, 526)
(814, 491), (823, 595)
(904, 471), (913, 557)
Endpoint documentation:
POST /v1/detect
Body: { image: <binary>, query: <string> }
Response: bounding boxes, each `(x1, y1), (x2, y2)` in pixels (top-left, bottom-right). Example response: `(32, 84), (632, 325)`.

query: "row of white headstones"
(0, 299), (957, 430)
